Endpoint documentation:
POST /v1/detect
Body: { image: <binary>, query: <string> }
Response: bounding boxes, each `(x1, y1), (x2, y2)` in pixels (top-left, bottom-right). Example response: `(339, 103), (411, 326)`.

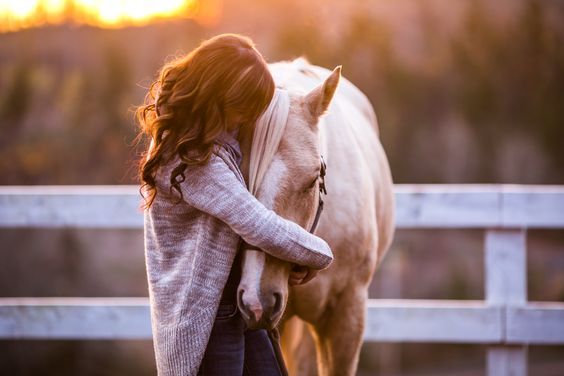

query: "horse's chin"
(245, 320), (275, 331)
(239, 308), (283, 331)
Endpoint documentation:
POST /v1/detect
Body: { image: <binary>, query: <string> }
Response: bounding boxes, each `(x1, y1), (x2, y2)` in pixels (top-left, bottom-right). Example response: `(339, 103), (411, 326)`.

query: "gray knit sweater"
(143, 134), (334, 375)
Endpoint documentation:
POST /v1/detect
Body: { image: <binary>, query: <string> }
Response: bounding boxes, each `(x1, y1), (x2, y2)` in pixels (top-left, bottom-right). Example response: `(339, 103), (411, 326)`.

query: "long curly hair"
(135, 33), (275, 209)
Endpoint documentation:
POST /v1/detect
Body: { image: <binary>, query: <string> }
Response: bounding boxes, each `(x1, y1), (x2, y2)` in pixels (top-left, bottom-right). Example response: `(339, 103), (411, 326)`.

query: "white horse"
(236, 57), (395, 376)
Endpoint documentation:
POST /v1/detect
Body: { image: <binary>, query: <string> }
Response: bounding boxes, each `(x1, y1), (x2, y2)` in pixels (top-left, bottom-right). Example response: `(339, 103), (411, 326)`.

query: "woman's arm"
(174, 152), (333, 270)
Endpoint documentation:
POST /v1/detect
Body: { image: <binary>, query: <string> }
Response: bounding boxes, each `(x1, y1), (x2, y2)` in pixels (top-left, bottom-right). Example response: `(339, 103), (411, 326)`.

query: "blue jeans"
(197, 302), (284, 376)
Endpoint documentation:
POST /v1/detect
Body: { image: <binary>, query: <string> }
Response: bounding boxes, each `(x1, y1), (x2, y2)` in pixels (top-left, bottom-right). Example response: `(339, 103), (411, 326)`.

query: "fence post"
(485, 229), (528, 376)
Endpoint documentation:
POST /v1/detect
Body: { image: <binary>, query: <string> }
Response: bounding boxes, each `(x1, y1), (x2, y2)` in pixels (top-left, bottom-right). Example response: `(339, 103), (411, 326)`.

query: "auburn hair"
(135, 33), (275, 209)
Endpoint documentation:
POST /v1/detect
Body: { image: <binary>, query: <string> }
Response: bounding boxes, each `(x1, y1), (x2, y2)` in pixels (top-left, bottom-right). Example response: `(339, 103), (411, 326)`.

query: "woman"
(136, 33), (333, 376)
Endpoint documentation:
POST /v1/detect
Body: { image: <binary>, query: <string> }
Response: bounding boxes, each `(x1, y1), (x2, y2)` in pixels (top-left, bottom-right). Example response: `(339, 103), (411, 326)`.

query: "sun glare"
(0, 0), (215, 32)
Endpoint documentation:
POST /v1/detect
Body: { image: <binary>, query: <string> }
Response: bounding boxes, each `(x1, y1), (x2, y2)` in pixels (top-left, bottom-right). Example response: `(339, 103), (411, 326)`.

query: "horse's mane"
(248, 87), (290, 195)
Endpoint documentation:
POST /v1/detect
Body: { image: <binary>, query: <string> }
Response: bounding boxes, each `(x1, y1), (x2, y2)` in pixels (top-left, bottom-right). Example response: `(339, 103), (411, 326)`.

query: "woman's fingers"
(289, 265), (319, 285)
(289, 277), (304, 286)
(300, 269), (319, 285)
(289, 265), (308, 286)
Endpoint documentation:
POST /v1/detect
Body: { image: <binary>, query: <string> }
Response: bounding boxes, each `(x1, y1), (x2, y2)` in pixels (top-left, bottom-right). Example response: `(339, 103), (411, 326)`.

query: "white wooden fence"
(1, 184), (564, 375)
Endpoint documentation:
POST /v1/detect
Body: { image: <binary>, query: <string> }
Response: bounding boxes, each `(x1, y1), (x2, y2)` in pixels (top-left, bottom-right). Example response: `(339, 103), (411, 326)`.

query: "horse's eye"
(303, 177), (318, 192)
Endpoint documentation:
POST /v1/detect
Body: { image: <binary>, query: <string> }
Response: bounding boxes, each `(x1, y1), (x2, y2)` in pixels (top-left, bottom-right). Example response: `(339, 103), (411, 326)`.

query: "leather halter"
(308, 155), (327, 234)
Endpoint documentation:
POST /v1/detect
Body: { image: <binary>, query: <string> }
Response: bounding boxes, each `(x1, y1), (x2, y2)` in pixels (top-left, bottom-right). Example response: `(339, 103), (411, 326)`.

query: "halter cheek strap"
(308, 155), (327, 234)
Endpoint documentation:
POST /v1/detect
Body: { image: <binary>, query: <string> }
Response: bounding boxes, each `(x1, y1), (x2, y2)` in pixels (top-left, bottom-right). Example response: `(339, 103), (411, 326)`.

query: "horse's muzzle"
(237, 288), (284, 330)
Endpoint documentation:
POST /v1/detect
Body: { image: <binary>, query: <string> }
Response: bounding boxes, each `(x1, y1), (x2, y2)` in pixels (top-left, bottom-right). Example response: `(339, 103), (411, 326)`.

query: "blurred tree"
(0, 64), (32, 136)
(450, 0), (564, 182)
(0, 0), (563, 185)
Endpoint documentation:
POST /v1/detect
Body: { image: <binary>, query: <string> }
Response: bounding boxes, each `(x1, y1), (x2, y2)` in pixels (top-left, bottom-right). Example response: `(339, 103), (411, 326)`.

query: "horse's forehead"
(278, 94), (318, 163)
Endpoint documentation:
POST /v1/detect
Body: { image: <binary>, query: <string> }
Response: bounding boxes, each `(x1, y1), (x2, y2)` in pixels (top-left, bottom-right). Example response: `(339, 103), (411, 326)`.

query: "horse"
(235, 57), (395, 376)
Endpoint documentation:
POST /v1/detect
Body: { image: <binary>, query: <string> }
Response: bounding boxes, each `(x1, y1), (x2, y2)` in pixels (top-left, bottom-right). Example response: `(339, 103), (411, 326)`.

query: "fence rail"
(1, 184), (564, 376)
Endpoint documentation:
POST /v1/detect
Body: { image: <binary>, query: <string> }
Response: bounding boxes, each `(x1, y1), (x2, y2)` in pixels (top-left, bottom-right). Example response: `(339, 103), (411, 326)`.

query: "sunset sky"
(0, 0), (212, 31)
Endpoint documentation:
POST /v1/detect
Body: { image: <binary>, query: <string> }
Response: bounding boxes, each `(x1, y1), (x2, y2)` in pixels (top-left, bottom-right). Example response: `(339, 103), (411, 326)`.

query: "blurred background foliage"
(1, 0), (564, 375)
(0, 0), (562, 186)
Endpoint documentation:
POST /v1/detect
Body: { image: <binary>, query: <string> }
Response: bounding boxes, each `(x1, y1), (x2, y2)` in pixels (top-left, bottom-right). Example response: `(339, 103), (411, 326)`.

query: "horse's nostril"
(272, 292), (283, 316)
(237, 289), (245, 311)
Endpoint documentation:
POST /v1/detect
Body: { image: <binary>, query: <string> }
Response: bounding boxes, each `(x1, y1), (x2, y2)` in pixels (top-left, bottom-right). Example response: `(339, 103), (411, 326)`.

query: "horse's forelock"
(248, 88), (290, 195)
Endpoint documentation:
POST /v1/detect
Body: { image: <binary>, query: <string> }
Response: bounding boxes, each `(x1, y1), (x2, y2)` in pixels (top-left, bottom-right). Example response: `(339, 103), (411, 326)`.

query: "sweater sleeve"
(177, 153), (333, 270)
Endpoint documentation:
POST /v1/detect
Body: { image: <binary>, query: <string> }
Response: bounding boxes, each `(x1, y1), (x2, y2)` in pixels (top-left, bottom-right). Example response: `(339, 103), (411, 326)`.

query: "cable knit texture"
(143, 133), (333, 375)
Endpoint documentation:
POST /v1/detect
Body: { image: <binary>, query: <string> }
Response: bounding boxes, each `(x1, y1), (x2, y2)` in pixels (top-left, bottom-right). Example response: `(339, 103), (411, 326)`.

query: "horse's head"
(237, 65), (341, 330)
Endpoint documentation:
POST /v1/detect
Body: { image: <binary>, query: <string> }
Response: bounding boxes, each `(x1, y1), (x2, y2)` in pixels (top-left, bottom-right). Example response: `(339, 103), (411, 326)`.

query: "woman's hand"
(289, 264), (319, 286)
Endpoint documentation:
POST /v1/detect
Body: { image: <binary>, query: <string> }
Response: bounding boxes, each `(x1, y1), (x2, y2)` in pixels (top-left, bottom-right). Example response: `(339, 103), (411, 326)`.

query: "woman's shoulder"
(212, 146), (244, 181)
(215, 130), (242, 166)
(154, 146), (244, 188)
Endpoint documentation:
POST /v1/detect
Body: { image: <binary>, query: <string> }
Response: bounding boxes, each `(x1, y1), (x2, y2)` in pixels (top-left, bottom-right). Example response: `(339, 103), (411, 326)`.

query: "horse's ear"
(305, 65), (341, 119)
